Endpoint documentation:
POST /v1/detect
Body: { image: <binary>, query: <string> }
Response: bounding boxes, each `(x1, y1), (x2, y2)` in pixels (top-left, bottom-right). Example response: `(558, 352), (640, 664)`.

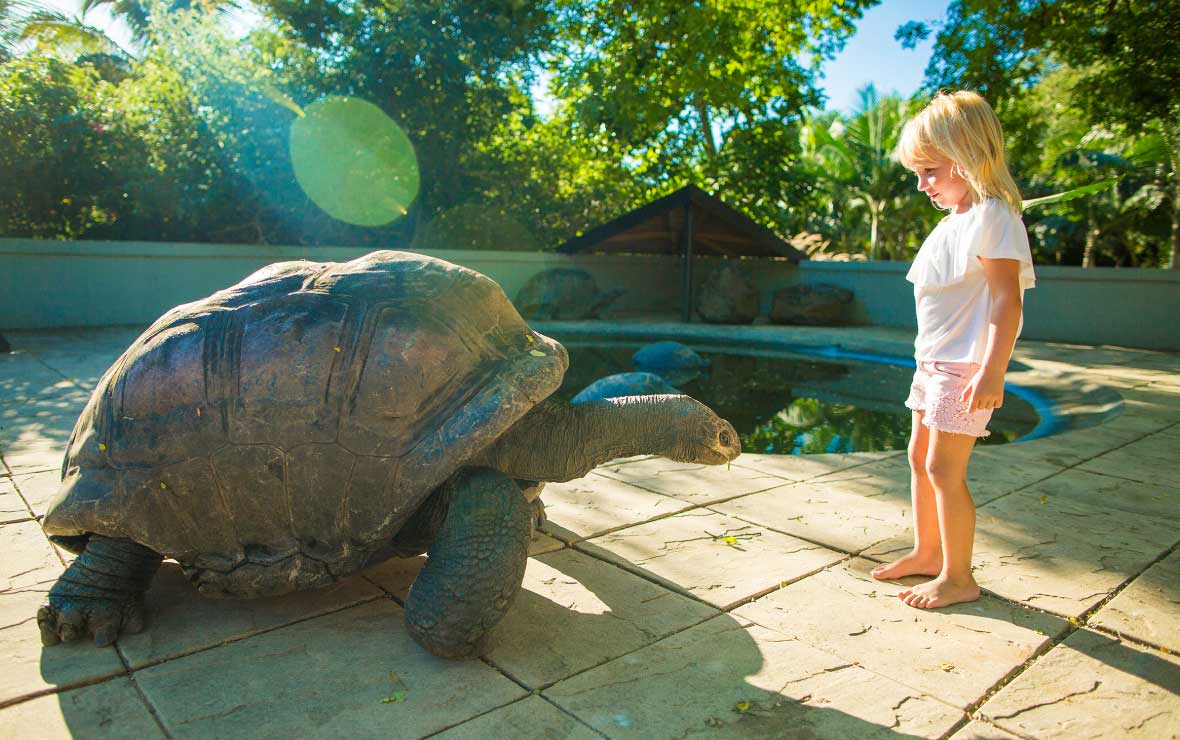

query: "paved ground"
(1, 323), (1178, 739)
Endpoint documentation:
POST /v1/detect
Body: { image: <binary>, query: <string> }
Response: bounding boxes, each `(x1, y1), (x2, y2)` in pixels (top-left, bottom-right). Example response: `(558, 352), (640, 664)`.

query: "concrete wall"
(2, 238), (1178, 350)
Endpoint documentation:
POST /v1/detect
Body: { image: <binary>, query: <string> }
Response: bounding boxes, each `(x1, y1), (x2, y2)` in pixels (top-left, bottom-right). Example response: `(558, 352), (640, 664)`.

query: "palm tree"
(79, 0), (239, 49)
(801, 86), (918, 260)
(1, 0), (133, 60)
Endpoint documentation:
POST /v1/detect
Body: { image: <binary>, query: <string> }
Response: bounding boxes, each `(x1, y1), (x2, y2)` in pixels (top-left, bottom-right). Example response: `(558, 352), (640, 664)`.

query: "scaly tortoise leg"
(38, 536), (162, 647)
(404, 468), (531, 659)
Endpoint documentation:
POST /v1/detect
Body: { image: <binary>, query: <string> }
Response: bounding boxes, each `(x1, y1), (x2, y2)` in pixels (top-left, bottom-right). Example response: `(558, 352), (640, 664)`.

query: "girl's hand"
(960, 369), (1005, 412)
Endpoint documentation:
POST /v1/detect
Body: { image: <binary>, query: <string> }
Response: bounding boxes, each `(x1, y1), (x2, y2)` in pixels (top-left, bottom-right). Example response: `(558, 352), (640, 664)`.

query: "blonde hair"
(895, 90), (1022, 213)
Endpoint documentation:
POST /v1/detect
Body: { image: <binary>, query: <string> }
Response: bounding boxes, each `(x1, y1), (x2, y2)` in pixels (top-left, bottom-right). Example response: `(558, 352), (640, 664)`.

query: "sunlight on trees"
(0, 0), (1174, 266)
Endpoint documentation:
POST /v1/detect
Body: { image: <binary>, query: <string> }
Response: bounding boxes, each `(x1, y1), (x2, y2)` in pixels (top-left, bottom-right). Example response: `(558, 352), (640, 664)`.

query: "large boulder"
(571, 372), (681, 403)
(769, 284), (854, 326)
(695, 262), (759, 324)
(515, 268), (624, 320)
(632, 341), (710, 385)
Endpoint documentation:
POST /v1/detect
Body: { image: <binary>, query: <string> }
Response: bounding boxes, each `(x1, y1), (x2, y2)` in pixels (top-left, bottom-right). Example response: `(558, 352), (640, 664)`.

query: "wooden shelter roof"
(556, 184), (806, 261)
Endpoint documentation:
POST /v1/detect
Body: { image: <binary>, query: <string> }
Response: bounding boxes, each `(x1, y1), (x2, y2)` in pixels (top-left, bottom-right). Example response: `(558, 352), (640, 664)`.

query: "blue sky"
(816, 0), (951, 114)
(41, 0), (949, 114)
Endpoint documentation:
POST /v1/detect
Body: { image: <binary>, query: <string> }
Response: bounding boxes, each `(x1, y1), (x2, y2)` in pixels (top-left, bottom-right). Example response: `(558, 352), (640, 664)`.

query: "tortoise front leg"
(404, 468), (531, 659)
(38, 536), (162, 647)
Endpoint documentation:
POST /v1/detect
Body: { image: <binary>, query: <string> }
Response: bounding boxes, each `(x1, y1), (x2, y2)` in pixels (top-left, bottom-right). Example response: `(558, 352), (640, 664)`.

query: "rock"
(769, 284), (853, 326)
(571, 372), (681, 403)
(632, 341), (710, 386)
(695, 262), (759, 324)
(515, 268), (624, 320)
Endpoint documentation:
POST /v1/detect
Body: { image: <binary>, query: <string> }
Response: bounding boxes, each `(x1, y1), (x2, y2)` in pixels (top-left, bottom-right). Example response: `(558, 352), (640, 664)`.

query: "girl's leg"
(871, 410), (943, 579)
(899, 427), (981, 608)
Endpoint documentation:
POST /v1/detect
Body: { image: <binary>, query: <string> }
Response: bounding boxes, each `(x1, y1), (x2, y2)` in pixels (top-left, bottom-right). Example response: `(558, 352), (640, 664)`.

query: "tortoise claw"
(37, 596), (147, 648)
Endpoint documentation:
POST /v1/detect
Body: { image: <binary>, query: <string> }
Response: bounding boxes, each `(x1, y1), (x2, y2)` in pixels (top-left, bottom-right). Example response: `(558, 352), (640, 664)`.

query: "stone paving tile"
(592, 456), (786, 505)
(0, 393), (88, 441)
(135, 599), (528, 740)
(575, 509), (845, 610)
(0, 476), (32, 523)
(0, 445), (64, 475)
(362, 535), (574, 603)
(9, 468), (61, 517)
(732, 450), (901, 483)
(977, 628), (1180, 738)
(1090, 548), (1180, 654)
(0, 521), (125, 707)
(544, 614), (963, 739)
(734, 559), (1068, 709)
(369, 548), (719, 689)
(866, 484), (1179, 618)
(483, 549), (719, 689)
(1077, 433), (1180, 488)
(433, 696), (604, 739)
(0, 351), (78, 406)
(948, 720), (1024, 739)
(961, 449), (1071, 503)
(538, 473), (693, 544)
(118, 562), (385, 670)
(711, 478), (908, 555)
(995, 423), (1144, 468)
(0, 678), (164, 738)
(1028, 468), (1180, 521)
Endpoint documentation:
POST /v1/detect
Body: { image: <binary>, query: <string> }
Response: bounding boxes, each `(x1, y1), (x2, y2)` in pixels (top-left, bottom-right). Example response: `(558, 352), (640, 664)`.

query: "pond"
(550, 339), (1040, 455)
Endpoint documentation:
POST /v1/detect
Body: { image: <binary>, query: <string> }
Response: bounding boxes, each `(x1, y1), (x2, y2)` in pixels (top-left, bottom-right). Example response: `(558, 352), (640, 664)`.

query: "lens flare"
(289, 96), (419, 226)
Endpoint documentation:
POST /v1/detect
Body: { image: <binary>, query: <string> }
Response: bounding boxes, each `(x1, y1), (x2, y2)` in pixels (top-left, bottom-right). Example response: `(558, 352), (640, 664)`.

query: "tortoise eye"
(720, 431), (732, 446)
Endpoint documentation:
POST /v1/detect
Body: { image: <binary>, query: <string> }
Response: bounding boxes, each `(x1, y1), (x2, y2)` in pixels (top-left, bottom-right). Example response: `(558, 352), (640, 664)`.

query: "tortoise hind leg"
(38, 536), (162, 647)
(404, 468), (531, 659)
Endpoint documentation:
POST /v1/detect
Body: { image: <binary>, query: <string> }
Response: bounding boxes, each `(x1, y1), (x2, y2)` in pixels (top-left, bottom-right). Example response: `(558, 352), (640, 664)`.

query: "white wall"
(2, 239), (1178, 350)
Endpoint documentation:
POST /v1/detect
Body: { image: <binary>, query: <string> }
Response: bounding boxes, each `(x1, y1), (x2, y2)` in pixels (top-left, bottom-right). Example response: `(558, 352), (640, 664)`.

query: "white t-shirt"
(906, 198), (1036, 364)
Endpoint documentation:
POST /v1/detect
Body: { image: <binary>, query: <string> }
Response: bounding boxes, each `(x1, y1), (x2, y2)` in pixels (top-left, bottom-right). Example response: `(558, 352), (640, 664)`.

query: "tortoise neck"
(474, 396), (682, 482)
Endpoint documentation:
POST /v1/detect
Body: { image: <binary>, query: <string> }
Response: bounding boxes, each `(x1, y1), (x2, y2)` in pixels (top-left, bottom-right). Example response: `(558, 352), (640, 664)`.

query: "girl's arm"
(961, 257), (1024, 412)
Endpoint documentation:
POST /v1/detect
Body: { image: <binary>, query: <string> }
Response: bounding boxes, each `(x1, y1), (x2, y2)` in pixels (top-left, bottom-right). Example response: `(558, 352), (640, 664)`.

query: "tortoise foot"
(406, 468), (531, 660)
(38, 536), (161, 648)
(37, 595), (147, 647)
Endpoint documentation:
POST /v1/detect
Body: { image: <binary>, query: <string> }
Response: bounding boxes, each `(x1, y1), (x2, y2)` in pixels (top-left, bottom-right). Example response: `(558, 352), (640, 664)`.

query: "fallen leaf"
(939, 663), (954, 672)
(722, 535), (740, 546)
(734, 700), (750, 712)
(1040, 495), (1048, 504)
(98, 443), (107, 451)
(160, 481), (167, 490)
(333, 346), (342, 353)
(529, 349), (546, 357)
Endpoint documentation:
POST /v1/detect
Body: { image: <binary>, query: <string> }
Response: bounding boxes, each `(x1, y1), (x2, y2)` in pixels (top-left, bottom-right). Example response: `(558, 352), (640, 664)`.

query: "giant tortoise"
(38, 251), (741, 658)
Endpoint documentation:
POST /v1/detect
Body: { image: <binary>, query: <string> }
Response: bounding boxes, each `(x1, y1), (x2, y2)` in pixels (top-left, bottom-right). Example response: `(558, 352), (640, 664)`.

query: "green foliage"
(0, 57), (118, 237)
(799, 86), (937, 260)
(905, 0), (1180, 267)
(0, 0), (1174, 266)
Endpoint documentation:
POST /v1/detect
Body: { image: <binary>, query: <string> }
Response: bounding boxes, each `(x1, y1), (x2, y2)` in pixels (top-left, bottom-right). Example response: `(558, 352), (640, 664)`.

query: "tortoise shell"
(42, 251), (567, 596)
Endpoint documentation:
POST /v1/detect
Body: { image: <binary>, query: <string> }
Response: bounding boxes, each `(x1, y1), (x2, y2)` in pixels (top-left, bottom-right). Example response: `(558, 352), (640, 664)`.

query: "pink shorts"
(905, 360), (992, 438)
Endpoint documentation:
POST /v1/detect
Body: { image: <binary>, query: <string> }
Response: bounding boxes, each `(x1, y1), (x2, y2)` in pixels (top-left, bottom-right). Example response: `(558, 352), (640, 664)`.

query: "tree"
(543, 0), (878, 237)
(900, 0), (1180, 267)
(800, 87), (934, 260)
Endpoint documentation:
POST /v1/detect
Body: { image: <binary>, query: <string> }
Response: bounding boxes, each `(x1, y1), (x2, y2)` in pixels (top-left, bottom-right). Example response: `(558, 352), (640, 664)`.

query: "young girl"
(871, 90), (1035, 609)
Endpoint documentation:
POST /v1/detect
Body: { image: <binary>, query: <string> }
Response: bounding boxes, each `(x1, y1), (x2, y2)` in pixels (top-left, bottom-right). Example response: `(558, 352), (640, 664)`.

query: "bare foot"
(898, 575), (980, 609)
(870, 550), (943, 581)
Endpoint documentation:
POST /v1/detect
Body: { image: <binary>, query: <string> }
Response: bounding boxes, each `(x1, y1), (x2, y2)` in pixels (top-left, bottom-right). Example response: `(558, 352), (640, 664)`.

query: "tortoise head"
(656, 395), (742, 465)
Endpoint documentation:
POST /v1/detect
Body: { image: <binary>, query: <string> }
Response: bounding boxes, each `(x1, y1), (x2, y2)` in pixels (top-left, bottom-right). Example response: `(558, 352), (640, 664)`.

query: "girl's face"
(912, 158), (974, 214)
